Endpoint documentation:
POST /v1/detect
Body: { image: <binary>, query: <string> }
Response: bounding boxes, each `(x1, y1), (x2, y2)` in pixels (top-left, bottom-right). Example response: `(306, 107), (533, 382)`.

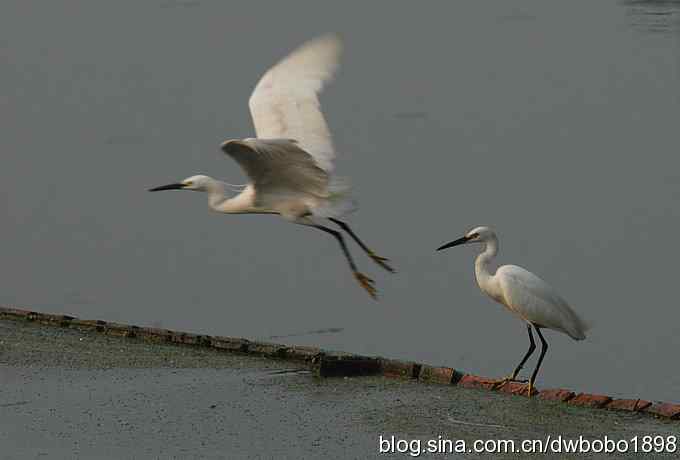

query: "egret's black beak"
(436, 235), (471, 252)
(148, 183), (185, 192)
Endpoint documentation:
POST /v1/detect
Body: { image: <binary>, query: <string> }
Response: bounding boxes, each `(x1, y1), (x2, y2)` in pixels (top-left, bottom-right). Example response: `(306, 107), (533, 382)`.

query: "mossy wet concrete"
(0, 319), (677, 459)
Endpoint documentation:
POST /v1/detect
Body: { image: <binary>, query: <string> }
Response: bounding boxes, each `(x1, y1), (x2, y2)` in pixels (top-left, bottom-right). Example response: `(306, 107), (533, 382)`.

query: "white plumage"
(150, 35), (393, 299)
(495, 265), (587, 340)
(437, 226), (588, 395)
(248, 34), (340, 173)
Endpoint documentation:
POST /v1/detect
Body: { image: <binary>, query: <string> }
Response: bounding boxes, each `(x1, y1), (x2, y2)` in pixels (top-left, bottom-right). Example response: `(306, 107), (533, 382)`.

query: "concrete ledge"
(287, 345), (323, 362)
(210, 336), (250, 353)
(539, 388), (575, 402)
(379, 359), (419, 379)
(247, 341), (289, 358)
(418, 365), (462, 385)
(314, 353), (381, 378)
(1, 305), (678, 422)
(126, 326), (170, 341)
(458, 374), (497, 390)
(105, 322), (140, 338)
(606, 398), (652, 412)
(644, 403), (680, 419)
(496, 381), (534, 397)
(568, 393), (612, 408)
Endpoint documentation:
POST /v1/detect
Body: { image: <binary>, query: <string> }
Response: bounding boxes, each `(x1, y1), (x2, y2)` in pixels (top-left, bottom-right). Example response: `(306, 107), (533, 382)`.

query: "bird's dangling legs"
(312, 224), (377, 299)
(493, 324), (536, 391)
(328, 218), (395, 273)
(526, 326), (548, 397)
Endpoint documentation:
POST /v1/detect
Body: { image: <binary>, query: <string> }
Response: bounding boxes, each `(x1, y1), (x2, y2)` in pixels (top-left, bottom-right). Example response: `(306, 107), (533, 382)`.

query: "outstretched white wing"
(248, 34), (341, 173)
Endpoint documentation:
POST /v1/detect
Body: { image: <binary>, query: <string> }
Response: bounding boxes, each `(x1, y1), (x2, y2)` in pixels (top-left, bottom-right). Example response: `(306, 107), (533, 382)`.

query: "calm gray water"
(2, 1), (679, 402)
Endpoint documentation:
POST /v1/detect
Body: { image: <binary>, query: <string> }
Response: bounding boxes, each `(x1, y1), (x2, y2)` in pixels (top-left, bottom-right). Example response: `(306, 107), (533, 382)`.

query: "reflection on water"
(159, 0), (201, 8)
(393, 111), (430, 121)
(623, 0), (680, 33)
(267, 327), (344, 340)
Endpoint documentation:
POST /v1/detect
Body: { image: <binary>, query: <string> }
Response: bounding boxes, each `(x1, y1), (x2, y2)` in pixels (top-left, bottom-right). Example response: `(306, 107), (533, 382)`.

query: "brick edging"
(1, 306), (678, 421)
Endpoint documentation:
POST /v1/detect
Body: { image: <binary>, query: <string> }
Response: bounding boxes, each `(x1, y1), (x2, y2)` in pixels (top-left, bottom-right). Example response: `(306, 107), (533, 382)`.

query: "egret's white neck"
(203, 180), (228, 210)
(475, 236), (499, 296)
(208, 183), (257, 214)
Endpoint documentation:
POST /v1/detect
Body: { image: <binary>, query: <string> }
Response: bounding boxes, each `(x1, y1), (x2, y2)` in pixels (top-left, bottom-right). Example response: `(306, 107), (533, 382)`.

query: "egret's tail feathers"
(327, 176), (352, 195)
(570, 330), (587, 341)
(576, 315), (593, 340)
(567, 313), (590, 341)
(581, 317), (593, 333)
(312, 196), (357, 218)
(312, 177), (356, 218)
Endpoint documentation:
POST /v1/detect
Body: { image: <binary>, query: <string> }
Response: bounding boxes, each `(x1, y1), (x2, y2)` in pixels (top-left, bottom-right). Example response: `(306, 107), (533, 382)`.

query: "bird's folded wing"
(498, 266), (587, 340)
(248, 34), (341, 173)
(221, 139), (329, 198)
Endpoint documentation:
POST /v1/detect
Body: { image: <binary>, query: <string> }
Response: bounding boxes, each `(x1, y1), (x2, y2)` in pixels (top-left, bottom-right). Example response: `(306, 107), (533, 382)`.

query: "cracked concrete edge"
(1, 305), (678, 421)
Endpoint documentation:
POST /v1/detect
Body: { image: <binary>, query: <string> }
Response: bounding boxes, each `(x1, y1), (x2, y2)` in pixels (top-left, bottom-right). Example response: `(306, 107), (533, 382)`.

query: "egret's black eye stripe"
(469, 232), (479, 239)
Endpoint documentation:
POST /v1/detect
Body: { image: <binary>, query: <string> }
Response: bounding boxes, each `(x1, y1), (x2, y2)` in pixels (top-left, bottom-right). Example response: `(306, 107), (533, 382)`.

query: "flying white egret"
(436, 226), (588, 396)
(149, 34), (394, 299)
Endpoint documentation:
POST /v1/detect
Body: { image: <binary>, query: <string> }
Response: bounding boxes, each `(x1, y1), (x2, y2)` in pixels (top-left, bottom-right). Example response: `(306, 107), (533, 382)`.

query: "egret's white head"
(148, 174), (216, 193)
(436, 226), (496, 251)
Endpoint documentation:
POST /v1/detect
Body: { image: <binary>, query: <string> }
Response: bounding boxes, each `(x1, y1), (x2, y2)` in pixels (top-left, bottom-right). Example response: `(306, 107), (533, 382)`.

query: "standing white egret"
(436, 226), (588, 396)
(149, 34), (394, 299)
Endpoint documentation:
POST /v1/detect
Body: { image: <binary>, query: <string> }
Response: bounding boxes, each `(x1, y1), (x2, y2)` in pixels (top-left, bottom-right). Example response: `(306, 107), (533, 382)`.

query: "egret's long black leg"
(313, 225), (357, 271)
(312, 224), (377, 299)
(328, 218), (395, 273)
(510, 324), (537, 380)
(493, 324), (536, 390)
(527, 325), (549, 397)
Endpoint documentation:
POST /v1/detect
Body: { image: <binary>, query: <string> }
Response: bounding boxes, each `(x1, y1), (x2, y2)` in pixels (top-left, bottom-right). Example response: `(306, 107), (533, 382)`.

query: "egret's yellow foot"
(492, 374), (527, 390)
(354, 272), (377, 299)
(492, 377), (511, 390)
(526, 380), (536, 397)
(368, 251), (396, 273)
